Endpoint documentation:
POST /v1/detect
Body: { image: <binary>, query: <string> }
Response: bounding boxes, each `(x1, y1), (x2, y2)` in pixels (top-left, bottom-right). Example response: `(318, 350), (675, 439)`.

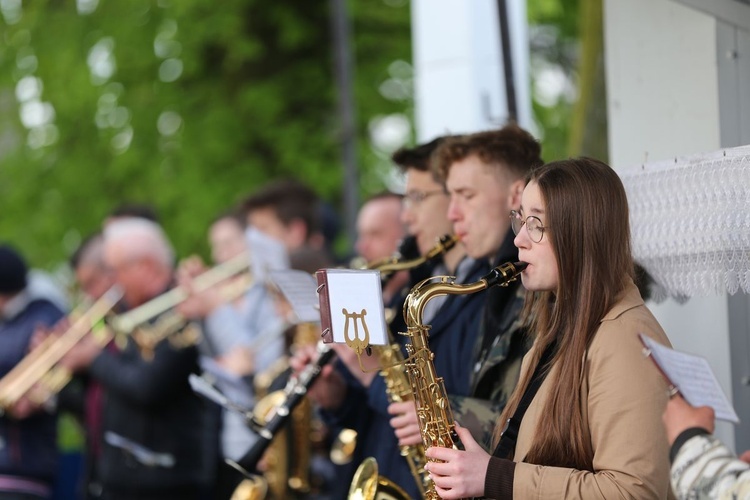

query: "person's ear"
(508, 179), (525, 209)
(287, 218), (309, 249)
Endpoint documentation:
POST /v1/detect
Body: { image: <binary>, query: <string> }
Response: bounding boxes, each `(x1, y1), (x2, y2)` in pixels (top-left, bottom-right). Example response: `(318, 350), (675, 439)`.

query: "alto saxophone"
(372, 338), (431, 497)
(402, 261), (527, 500)
(346, 234), (459, 499)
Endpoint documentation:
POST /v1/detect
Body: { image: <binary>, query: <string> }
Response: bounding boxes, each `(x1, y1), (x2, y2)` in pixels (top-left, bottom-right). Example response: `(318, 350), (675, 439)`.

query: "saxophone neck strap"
(493, 340), (556, 460)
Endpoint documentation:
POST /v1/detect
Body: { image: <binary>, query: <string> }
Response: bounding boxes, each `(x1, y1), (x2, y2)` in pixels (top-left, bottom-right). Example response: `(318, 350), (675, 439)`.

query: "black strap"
(493, 341), (556, 459)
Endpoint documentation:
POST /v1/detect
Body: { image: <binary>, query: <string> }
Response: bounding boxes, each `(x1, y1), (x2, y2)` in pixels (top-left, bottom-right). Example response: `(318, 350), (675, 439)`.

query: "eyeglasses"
(510, 210), (546, 243)
(402, 189), (446, 208)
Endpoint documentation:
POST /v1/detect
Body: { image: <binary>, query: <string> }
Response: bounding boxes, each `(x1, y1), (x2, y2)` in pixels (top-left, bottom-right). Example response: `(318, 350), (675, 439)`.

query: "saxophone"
(347, 235), (459, 499)
(402, 261), (527, 500)
(370, 339), (431, 497)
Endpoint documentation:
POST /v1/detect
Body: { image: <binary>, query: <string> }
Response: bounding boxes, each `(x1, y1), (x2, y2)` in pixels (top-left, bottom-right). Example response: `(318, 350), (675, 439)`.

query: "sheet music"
(325, 269), (387, 346)
(268, 269), (320, 323)
(639, 334), (739, 423)
(245, 227), (289, 280)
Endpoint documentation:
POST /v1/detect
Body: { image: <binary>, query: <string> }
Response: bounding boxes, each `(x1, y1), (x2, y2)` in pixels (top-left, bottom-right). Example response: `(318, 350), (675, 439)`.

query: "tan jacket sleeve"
(512, 310), (675, 499)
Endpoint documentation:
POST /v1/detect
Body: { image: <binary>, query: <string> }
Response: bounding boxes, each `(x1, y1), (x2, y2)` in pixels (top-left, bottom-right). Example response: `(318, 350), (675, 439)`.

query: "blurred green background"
(0, 0), (604, 269)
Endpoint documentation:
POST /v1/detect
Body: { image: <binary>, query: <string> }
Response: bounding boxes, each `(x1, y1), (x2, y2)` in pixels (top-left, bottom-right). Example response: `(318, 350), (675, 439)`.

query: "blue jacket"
(0, 291), (65, 484)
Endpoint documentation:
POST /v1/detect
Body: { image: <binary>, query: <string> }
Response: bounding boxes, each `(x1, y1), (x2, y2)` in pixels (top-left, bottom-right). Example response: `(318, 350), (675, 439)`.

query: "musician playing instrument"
(62, 219), (214, 500)
(0, 244), (66, 500)
(424, 158), (675, 499)
(177, 212), (287, 500)
(390, 125), (544, 450)
(292, 138), (488, 499)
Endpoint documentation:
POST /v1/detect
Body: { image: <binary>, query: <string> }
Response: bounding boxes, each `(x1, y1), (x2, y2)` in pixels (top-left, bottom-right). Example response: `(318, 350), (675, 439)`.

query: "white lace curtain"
(620, 145), (750, 300)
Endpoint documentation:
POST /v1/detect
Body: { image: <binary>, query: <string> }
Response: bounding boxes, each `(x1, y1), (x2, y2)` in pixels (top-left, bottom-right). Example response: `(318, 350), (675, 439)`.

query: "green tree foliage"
(527, 0), (607, 162)
(0, 0), (411, 267)
(1, 0), (603, 270)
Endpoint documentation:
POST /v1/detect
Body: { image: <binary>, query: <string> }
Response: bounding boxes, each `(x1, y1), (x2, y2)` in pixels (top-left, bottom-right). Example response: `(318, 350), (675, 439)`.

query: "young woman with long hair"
(424, 158), (675, 499)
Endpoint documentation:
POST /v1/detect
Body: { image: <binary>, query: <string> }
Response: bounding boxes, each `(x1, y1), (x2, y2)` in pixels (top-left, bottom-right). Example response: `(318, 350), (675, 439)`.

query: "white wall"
(604, 0), (736, 447)
(411, 0), (532, 141)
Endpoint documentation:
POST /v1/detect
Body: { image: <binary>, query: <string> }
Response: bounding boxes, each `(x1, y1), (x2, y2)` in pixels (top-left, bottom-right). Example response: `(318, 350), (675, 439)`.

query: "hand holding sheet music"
(639, 333), (739, 423)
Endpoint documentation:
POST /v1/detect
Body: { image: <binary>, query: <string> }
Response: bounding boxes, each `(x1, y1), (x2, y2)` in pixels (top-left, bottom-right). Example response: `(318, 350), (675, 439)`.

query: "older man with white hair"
(63, 218), (215, 500)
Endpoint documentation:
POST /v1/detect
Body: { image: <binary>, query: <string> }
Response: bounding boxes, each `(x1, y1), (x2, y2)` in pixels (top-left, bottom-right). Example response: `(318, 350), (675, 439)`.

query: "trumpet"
(0, 286), (123, 413)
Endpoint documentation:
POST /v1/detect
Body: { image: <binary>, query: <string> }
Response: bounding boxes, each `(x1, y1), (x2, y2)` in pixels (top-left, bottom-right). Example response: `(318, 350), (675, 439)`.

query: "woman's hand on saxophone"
(387, 401), (422, 446)
(423, 423), (489, 499)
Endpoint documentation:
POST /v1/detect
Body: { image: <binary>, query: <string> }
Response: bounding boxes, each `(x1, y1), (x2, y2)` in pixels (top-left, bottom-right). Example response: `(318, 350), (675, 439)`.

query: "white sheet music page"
(268, 269), (320, 323)
(325, 269), (387, 346)
(246, 227), (289, 280)
(639, 333), (739, 423)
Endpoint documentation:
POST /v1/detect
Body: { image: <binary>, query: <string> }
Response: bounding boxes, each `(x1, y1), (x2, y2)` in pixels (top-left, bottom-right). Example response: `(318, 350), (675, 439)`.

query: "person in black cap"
(0, 243), (66, 499)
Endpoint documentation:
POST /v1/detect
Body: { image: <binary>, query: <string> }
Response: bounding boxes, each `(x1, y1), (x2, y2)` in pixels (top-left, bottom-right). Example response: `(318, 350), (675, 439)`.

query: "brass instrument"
(402, 261), (527, 500)
(371, 341), (431, 498)
(364, 235), (458, 275)
(348, 457), (410, 500)
(0, 286), (123, 412)
(110, 251), (251, 333)
(0, 254), (250, 413)
(111, 252), (252, 357)
(230, 476), (268, 500)
(344, 234), (460, 499)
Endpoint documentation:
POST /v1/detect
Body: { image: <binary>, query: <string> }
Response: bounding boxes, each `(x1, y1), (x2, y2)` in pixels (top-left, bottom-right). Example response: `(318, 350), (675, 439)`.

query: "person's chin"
(520, 273), (537, 291)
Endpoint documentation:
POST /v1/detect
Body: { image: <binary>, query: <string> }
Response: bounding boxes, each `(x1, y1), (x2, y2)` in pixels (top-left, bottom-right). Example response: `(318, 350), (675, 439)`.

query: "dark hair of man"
(391, 136), (455, 173)
(109, 203), (159, 223)
(495, 157), (634, 471)
(432, 122), (543, 182)
(240, 179), (321, 240)
(69, 232), (104, 271)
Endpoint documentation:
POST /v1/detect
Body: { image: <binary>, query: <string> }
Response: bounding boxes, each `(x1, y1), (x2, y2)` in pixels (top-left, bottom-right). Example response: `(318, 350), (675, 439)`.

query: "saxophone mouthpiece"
(482, 261), (528, 287)
(514, 261), (529, 272)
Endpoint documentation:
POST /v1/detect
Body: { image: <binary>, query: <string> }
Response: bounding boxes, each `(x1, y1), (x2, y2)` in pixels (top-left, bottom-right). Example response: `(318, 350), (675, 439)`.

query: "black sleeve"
(670, 427), (711, 463)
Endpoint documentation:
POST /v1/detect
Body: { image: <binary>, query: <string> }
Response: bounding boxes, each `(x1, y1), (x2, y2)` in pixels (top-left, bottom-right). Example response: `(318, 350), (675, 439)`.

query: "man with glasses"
(293, 137), (491, 498)
(61, 219), (214, 500)
(390, 124), (543, 450)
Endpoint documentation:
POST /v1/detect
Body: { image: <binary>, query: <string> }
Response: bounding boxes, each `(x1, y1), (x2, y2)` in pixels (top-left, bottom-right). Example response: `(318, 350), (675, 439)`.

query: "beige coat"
(511, 281), (675, 499)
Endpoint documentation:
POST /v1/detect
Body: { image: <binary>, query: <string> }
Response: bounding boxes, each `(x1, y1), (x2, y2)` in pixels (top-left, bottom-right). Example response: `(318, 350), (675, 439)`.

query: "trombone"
(0, 253), (251, 413)
(110, 251), (253, 357)
(0, 286), (123, 413)
(110, 251), (251, 334)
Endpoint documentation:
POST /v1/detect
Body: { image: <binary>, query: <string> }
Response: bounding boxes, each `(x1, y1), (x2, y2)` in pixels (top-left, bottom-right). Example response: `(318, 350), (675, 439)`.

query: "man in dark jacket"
(386, 124), (544, 450)
(62, 220), (215, 500)
(294, 137), (488, 499)
(0, 244), (66, 500)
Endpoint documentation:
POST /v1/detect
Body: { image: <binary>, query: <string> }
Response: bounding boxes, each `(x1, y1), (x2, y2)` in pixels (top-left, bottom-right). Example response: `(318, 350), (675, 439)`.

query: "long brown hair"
(493, 157), (634, 471)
